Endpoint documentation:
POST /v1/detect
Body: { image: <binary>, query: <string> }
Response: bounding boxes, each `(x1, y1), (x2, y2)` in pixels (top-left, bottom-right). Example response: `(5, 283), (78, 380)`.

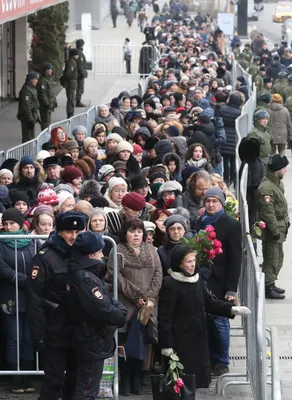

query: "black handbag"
(151, 358), (196, 400)
(145, 315), (158, 345)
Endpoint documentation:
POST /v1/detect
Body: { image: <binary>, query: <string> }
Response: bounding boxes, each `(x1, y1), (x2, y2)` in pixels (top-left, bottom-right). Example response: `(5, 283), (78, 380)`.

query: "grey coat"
(270, 102), (292, 144)
(106, 242), (163, 332)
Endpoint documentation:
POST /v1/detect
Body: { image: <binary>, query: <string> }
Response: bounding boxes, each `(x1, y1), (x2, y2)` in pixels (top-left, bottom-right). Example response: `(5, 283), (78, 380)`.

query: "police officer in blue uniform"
(67, 231), (127, 399)
(26, 212), (86, 400)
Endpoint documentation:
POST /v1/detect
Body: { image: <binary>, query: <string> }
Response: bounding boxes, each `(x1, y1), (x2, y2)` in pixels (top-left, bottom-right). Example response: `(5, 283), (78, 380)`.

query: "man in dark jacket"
(37, 62), (57, 130)
(266, 55), (285, 81)
(17, 72), (40, 143)
(67, 231), (127, 399)
(76, 39), (88, 107)
(189, 113), (215, 160)
(26, 212), (86, 400)
(218, 92), (242, 187)
(195, 188), (242, 377)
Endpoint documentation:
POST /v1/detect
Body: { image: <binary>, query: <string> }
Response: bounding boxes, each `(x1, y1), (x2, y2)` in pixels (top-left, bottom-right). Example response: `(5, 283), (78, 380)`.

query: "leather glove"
(35, 339), (45, 353)
(231, 306), (251, 316)
(272, 233), (280, 241)
(161, 348), (174, 357)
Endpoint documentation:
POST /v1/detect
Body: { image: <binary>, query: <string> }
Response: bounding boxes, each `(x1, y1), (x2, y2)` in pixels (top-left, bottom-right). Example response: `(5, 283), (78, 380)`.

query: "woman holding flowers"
(158, 245), (250, 389)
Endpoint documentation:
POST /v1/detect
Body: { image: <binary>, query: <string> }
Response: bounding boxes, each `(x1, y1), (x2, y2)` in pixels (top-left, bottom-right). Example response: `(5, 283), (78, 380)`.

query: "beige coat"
(106, 242), (163, 332)
(270, 102), (292, 144)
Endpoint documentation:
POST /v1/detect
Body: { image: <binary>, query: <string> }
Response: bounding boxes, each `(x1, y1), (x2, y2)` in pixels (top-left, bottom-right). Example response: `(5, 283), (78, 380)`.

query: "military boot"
(265, 283), (285, 299)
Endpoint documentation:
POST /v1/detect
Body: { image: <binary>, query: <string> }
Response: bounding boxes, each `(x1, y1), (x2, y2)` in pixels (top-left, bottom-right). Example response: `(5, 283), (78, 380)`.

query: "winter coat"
(247, 122), (272, 161)
(17, 81), (39, 123)
(67, 256), (127, 360)
(158, 273), (233, 387)
(266, 61), (285, 80)
(189, 123), (215, 159)
(106, 242), (162, 331)
(169, 137), (187, 168)
(284, 96), (292, 121)
(195, 212), (242, 300)
(0, 237), (36, 314)
(177, 190), (203, 222)
(257, 168), (289, 243)
(269, 102), (292, 144)
(158, 240), (178, 276)
(139, 45), (153, 75)
(272, 79), (287, 99)
(218, 104), (241, 156)
(283, 83), (292, 102)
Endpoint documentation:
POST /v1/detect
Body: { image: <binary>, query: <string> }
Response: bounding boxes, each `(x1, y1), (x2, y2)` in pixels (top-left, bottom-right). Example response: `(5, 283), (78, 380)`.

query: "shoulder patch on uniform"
(25, 96), (29, 100)
(264, 195), (271, 203)
(42, 85), (45, 89)
(92, 287), (103, 300)
(31, 266), (40, 280)
(39, 247), (49, 256)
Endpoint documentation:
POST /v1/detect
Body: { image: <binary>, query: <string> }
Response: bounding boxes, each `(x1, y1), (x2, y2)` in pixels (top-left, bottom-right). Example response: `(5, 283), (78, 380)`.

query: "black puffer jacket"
(218, 94), (242, 156)
(188, 123), (215, 159)
(67, 256), (127, 360)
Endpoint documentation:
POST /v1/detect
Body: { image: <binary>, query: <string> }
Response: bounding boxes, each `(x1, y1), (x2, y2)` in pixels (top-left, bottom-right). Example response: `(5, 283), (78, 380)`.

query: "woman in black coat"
(218, 92), (242, 186)
(158, 245), (250, 388)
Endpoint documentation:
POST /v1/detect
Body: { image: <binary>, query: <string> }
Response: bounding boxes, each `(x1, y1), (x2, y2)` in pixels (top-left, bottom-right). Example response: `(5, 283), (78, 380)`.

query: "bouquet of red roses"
(181, 225), (223, 266)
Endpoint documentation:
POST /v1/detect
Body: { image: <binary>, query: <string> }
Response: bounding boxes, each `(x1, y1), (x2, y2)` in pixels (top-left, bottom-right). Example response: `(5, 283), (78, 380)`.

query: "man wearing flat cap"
(17, 71), (40, 143)
(37, 62), (57, 130)
(43, 156), (62, 186)
(257, 154), (290, 299)
(26, 211), (86, 399)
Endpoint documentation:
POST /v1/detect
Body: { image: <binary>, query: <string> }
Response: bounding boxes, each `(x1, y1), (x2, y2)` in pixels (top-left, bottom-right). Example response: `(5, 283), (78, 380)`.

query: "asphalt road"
(251, 2), (287, 43)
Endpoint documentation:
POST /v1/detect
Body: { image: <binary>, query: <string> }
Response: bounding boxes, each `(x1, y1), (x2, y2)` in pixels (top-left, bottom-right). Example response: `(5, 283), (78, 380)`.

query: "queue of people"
(2, 0), (291, 398)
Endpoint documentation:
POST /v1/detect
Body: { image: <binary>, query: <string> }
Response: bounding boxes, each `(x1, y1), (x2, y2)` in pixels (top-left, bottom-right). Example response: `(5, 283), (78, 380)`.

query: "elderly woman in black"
(158, 245), (250, 389)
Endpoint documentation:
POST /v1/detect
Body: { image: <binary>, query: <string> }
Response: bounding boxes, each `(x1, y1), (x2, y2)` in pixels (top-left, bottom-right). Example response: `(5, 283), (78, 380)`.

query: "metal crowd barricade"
(0, 235), (120, 399)
(6, 138), (38, 161)
(93, 44), (158, 77)
(0, 151), (5, 166)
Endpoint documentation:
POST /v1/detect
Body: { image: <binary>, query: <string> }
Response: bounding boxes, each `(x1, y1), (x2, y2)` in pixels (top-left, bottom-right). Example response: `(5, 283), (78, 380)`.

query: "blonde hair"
(210, 173), (237, 201)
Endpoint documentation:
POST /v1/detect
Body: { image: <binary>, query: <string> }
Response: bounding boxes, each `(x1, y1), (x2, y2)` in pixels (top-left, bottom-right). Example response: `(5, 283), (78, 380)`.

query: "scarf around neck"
(201, 208), (224, 228)
(170, 270), (199, 283)
(186, 158), (208, 167)
(0, 229), (32, 249)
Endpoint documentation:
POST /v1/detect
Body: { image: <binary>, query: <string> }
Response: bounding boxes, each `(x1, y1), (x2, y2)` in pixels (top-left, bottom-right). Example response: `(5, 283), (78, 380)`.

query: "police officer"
(63, 48), (79, 118)
(67, 231), (127, 399)
(17, 71), (40, 143)
(37, 62), (57, 130)
(257, 154), (290, 299)
(25, 211), (86, 400)
(76, 39), (88, 107)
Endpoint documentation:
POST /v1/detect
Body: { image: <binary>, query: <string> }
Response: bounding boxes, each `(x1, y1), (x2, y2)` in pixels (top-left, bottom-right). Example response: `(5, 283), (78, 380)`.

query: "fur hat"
(55, 211), (86, 231)
(75, 157), (96, 179)
(267, 154), (289, 172)
(43, 156), (61, 170)
(238, 137), (260, 162)
(79, 180), (101, 200)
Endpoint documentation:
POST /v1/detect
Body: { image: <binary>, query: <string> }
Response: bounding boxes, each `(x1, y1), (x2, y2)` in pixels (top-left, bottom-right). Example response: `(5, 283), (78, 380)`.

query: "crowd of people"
(0, 0), (290, 399)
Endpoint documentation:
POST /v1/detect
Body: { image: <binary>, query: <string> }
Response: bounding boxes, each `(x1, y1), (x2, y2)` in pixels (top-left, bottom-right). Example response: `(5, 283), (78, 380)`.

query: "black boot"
(273, 284), (285, 295)
(119, 358), (131, 396)
(7, 364), (24, 394)
(76, 101), (86, 107)
(265, 284), (285, 299)
(22, 360), (36, 393)
(131, 359), (143, 395)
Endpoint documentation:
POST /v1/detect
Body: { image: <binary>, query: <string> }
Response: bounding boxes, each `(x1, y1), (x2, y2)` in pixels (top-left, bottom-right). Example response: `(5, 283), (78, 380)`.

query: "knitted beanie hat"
(58, 191), (75, 210)
(33, 204), (55, 219)
(132, 144), (143, 155)
(71, 231), (105, 255)
(105, 133), (123, 144)
(2, 208), (25, 227)
(203, 187), (226, 206)
(116, 141), (133, 154)
(164, 214), (188, 231)
(83, 137), (98, 152)
(62, 166), (83, 183)
(37, 188), (59, 205)
(108, 177), (128, 193)
(0, 169), (13, 179)
(170, 245), (195, 271)
(9, 190), (30, 207)
(121, 192), (146, 211)
(130, 175), (149, 190)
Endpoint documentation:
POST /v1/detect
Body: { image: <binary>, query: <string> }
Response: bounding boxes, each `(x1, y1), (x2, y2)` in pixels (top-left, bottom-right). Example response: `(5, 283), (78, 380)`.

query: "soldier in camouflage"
(17, 72), (40, 143)
(37, 63), (57, 130)
(62, 48), (79, 118)
(76, 39), (88, 107)
(257, 154), (290, 299)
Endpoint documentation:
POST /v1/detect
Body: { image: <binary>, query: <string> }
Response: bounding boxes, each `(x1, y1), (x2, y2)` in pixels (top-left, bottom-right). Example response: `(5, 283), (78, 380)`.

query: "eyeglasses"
(169, 226), (184, 232)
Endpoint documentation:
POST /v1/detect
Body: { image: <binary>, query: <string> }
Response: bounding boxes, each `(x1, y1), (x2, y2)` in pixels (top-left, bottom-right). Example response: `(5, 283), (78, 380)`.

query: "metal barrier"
(0, 234), (120, 398)
(0, 151), (5, 166)
(6, 139), (38, 162)
(93, 44), (160, 77)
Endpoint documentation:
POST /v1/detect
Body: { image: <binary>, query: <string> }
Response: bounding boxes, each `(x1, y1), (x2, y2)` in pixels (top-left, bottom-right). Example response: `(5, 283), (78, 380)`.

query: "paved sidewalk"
(0, 7), (147, 151)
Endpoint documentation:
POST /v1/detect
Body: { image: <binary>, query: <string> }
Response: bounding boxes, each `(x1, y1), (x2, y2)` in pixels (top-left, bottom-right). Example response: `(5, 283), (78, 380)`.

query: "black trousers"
(72, 358), (104, 400)
(39, 346), (76, 400)
(223, 154), (236, 185)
